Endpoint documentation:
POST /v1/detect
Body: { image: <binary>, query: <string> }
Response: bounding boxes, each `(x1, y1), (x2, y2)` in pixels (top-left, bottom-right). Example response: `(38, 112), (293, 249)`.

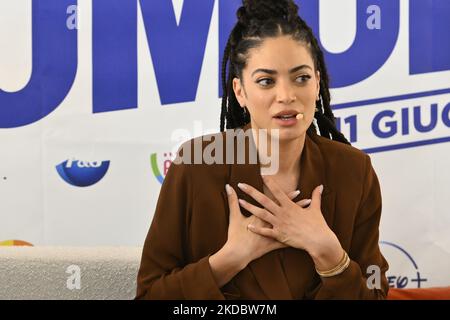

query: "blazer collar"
(224, 123), (336, 299)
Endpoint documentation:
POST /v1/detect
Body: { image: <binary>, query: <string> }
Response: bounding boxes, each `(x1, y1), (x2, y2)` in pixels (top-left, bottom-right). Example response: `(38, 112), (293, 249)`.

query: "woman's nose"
(276, 82), (297, 104)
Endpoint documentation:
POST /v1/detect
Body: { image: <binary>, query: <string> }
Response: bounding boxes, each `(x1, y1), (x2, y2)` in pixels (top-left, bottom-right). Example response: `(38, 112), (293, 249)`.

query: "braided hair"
(220, 0), (350, 145)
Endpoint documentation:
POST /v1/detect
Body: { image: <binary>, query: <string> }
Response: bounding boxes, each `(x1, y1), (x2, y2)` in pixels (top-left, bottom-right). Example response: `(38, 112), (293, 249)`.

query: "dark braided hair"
(220, 0), (350, 145)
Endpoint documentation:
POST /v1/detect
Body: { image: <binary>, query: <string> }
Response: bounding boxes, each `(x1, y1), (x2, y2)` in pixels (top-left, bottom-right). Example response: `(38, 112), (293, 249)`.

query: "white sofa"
(0, 247), (143, 300)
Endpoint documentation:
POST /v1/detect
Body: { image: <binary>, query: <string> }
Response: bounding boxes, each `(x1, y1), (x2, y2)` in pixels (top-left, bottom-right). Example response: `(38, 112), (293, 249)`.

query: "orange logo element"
(0, 240), (33, 246)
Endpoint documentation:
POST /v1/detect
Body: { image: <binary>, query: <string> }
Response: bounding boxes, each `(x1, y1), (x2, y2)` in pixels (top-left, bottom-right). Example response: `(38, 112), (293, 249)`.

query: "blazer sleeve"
(135, 157), (225, 300)
(311, 154), (390, 299)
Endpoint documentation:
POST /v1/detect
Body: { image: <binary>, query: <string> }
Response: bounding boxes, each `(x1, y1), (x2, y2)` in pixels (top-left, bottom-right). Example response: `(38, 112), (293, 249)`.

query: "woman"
(136, 0), (389, 300)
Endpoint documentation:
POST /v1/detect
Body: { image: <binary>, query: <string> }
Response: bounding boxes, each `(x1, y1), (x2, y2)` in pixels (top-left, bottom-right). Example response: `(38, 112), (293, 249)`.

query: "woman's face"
(233, 35), (320, 141)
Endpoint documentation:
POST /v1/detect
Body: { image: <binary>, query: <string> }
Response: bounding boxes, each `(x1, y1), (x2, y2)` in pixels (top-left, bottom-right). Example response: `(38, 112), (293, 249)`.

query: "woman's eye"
(296, 75), (311, 83)
(257, 78), (273, 86)
(257, 75), (311, 87)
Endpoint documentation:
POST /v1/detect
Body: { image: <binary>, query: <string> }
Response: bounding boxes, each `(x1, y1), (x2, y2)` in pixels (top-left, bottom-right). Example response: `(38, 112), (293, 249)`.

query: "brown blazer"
(136, 123), (389, 299)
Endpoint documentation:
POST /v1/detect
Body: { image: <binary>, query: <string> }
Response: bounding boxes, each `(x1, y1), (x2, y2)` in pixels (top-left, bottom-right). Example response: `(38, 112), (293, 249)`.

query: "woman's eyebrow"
(251, 64), (312, 77)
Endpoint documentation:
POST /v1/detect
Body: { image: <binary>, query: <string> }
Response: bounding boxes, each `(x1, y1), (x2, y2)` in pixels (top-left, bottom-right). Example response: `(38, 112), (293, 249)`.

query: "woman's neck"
(277, 134), (305, 176)
(250, 125), (305, 177)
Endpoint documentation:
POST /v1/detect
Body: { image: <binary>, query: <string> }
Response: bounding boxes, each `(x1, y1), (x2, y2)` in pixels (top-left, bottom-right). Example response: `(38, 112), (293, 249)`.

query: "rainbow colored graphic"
(0, 240), (33, 246)
(150, 153), (164, 184)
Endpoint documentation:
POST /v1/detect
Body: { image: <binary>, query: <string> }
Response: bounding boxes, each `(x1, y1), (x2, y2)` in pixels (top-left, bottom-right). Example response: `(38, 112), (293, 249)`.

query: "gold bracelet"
(318, 250), (346, 273)
(315, 250), (346, 276)
(315, 250), (351, 278)
(316, 250), (350, 277)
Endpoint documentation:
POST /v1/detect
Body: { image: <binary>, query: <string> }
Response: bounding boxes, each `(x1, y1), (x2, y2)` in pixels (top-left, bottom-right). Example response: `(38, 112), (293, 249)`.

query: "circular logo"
(380, 241), (427, 288)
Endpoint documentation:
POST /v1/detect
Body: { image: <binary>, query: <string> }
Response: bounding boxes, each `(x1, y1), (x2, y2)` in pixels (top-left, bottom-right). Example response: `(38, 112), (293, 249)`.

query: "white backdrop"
(0, 0), (449, 288)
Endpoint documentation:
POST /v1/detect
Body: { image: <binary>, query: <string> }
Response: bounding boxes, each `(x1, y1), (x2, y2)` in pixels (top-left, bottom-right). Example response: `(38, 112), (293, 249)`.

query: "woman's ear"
(232, 77), (245, 107)
(316, 70), (321, 98)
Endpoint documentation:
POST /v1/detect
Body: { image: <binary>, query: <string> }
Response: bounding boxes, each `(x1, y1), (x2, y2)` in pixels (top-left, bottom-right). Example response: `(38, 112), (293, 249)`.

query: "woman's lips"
(273, 115), (298, 126)
(272, 113), (304, 126)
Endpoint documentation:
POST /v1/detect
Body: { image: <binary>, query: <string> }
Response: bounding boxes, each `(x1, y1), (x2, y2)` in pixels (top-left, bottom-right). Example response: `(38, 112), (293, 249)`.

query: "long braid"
(221, 23), (249, 130)
(226, 63), (237, 128)
(220, 39), (231, 132)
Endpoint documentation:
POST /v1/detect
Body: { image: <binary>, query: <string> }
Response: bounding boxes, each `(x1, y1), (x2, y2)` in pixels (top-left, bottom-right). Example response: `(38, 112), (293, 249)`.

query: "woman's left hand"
(237, 175), (341, 260)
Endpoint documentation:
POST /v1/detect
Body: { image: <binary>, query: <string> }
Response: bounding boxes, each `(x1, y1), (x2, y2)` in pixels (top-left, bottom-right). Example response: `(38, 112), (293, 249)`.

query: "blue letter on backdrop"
(0, 0), (77, 128)
(409, 0), (450, 74)
(93, 0), (137, 113)
(140, 0), (215, 105)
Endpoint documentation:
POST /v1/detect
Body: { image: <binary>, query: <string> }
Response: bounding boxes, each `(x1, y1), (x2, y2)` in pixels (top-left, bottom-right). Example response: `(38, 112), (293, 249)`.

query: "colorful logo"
(150, 152), (173, 184)
(0, 240), (33, 246)
(56, 159), (110, 187)
(380, 241), (427, 288)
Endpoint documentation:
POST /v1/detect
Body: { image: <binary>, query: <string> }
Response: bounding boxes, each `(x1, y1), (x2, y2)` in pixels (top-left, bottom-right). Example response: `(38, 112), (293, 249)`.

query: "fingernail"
(238, 199), (246, 206)
(247, 224), (254, 229)
(318, 184), (324, 195)
(237, 183), (247, 190)
(225, 184), (232, 195)
(292, 190), (301, 197)
(304, 199), (312, 205)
